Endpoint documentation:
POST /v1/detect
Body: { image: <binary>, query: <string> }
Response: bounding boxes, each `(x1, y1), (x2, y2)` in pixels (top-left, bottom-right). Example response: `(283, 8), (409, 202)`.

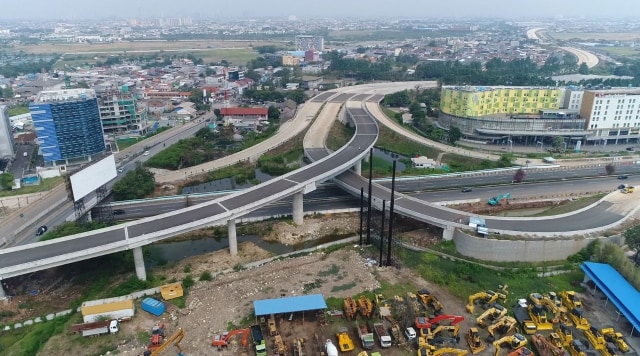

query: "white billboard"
(70, 155), (117, 201)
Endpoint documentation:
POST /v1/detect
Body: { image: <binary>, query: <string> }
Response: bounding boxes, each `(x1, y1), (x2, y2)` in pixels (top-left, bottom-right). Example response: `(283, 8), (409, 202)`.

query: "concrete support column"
(292, 191), (304, 226)
(442, 225), (455, 241)
(228, 219), (238, 256)
(133, 247), (146, 281)
(353, 161), (362, 176)
(0, 280), (6, 299)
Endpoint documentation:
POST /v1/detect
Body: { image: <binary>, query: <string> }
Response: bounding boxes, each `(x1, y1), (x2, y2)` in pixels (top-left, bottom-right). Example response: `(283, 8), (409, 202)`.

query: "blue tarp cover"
(581, 261), (640, 333)
(254, 294), (327, 316)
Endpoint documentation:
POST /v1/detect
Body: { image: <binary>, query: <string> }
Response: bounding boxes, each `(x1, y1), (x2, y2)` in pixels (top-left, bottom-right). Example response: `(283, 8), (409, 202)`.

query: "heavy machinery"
(336, 327), (355, 352)
(212, 328), (250, 349)
(148, 323), (167, 351)
(568, 340), (588, 356)
(418, 289), (444, 314)
(325, 339), (339, 356)
(529, 305), (553, 331)
(621, 185), (634, 194)
(488, 193), (511, 206)
(274, 334), (287, 355)
(477, 304), (507, 328)
(556, 324), (574, 347)
(416, 314), (465, 329)
(600, 343), (620, 356)
(568, 308), (590, 331)
(420, 324), (460, 341)
(529, 293), (544, 307)
(292, 337), (304, 356)
(493, 333), (528, 356)
(508, 348), (534, 356)
(513, 305), (537, 335)
(407, 292), (423, 314)
(466, 327), (486, 354)
(467, 285), (509, 314)
(144, 328), (185, 356)
(584, 326), (606, 350)
(268, 315), (278, 336)
(559, 291), (583, 310)
(358, 295), (374, 319)
(344, 297), (358, 319)
(487, 316), (518, 339)
(600, 328), (629, 353)
(531, 333), (567, 356)
(418, 344), (469, 356)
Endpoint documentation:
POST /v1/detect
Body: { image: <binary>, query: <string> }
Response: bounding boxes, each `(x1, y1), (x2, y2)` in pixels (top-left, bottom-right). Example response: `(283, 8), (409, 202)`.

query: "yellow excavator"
(144, 328), (184, 356)
(418, 344), (469, 356)
(477, 304), (508, 328)
(487, 316), (518, 340)
(418, 289), (444, 313)
(600, 328), (629, 353)
(466, 327), (486, 354)
(568, 308), (590, 331)
(467, 285), (508, 314)
(493, 333), (528, 356)
(559, 291), (582, 310)
(556, 324), (574, 347)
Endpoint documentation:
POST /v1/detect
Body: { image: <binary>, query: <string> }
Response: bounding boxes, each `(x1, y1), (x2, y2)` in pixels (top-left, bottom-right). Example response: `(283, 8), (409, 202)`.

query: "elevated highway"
(1, 83), (637, 295)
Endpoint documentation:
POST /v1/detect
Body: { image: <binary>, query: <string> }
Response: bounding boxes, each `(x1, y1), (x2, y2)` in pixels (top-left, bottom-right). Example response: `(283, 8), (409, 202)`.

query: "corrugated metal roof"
(581, 262), (640, 334)
(82, 300), (134, 316)
(254, 294), (327, 316)
(220, 107), (268, 116)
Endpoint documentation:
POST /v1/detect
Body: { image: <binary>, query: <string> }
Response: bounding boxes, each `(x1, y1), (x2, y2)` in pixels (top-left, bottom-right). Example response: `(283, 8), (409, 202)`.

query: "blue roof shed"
(254, 294), (327, 316)
(581, 261), (640, 336)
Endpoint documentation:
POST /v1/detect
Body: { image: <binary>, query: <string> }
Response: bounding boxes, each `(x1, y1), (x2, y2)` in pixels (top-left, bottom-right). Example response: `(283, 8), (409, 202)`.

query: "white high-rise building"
(581, 88), (640, 144)
(294, 35), (324, 52)
(0, 105), (15, 159)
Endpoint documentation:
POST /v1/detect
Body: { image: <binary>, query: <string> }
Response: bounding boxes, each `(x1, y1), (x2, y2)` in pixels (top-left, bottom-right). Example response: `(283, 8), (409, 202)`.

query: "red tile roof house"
(220, 107), (269, 131)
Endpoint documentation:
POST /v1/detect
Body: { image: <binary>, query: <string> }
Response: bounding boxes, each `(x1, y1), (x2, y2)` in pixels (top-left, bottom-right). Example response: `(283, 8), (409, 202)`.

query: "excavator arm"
(145, 328), (185, 356)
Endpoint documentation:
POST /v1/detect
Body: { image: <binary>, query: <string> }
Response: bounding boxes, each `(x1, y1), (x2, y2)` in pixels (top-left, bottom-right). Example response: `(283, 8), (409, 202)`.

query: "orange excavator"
(212, 328), (250, 349)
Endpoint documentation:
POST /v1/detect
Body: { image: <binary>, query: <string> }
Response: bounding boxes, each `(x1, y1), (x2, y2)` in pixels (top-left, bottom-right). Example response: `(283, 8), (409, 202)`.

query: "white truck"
(70, 319), (120, 337)
(357, 320), (375, 350)
(373, 322), (392, 348)
(468, 216), (489, 236)
(325, 339), (338, 356)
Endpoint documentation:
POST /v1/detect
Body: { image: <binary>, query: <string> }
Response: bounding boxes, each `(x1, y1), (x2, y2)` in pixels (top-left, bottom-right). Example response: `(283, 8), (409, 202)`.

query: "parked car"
(36, 225), (47, 236)
(461, 187), (473, 193)
(143, 151), (150, 156)
(618, 184), (628, 190)
(618, 175), (629, 180)
(117, 168), (125, 174)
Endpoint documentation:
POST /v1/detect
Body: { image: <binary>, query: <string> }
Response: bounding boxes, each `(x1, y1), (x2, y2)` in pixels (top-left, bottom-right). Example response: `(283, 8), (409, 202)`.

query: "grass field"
(599, 46), (640, 58)
(549, 32), (640, 41)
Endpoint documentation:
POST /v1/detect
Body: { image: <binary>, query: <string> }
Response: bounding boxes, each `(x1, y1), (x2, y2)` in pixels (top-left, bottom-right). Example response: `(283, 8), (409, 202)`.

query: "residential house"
(220, 107), (268, 131)
(300, 76), (323, 90)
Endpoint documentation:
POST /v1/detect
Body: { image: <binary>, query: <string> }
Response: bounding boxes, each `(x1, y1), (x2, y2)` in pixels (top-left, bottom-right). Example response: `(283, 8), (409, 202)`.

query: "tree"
(578, 63), (589, 75)
(512, 168), (526, 183)
(0, 172), (14, 190)
(448, 126), (462, 144)
(213, 108), (221, 119)
(605, 163), (616, 175)
(267, 105), (280, 121)
(112, 166), (155, 200)
(285, 89), (307, 104)
(624, 224), (640, 263)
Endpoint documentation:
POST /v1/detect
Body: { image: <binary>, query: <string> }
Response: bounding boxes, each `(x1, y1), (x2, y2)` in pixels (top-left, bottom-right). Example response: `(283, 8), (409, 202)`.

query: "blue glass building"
(30, 89), (106, 165)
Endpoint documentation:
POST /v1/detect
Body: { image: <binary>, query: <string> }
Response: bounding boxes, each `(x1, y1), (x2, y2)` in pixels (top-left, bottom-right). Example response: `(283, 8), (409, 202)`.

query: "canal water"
(145, 233), (351, 266)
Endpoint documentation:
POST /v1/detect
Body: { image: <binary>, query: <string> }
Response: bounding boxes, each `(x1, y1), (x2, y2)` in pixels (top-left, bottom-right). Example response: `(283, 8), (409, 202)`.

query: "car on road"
(626, 147), (635, 152)
(143, 151), (150, 156)
(618, 184), (628, 190)
(113, 209), (125, 215)
(117, 168), (124, 174)
(461, 187), (472, 193)
(618, 175), (629, 180)
(35, 225), (47, 236)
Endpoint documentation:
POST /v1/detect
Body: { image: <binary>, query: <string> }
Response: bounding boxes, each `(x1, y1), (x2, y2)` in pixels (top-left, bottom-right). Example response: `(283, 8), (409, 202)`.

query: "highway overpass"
(1, 84), (638, 298)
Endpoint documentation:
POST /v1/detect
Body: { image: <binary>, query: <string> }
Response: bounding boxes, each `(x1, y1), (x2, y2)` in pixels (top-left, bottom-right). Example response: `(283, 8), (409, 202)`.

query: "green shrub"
(199, 271), (213, 281)
(183, 275), (195, 289)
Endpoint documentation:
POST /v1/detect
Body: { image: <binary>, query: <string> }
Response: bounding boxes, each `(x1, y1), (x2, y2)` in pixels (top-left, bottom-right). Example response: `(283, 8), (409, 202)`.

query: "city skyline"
(0, 0), (638, 20)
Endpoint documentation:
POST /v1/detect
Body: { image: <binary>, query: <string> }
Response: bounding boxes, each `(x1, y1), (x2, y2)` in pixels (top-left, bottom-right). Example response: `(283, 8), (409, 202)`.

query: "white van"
(23, 152), (27, 157)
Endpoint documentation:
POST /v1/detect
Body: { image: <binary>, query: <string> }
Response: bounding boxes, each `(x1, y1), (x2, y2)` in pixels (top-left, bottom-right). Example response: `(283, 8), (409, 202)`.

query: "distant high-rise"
(0, 105), (15, 159)
(295, 35), (324, 52)
(30, 89), (106, 166)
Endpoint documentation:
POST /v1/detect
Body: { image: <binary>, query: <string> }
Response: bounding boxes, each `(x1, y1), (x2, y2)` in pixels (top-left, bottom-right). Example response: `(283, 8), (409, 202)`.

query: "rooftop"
(220, 107), (268, 116)
(35, 89), (96, 103)
(254, 294), (327, 316)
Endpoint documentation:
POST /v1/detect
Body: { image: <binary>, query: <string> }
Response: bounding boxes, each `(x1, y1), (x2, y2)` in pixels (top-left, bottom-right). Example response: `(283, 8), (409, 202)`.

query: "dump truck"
(469, 216), (489, 236)
(357, 320), (375, 350)
(513, 305), (537, 335)
(71, 319), (120, 337)
(336, 327), (355, 352)
(250, 325), (267, 356)
(373, 322), (392, 348)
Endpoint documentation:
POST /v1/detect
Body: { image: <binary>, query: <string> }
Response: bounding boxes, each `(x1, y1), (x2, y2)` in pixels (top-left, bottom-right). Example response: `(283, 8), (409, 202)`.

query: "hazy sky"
(1, 0), (638, 20)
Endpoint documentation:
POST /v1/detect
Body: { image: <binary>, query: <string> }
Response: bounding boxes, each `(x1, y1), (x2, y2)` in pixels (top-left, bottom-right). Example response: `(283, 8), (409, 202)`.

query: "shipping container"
(81, 300), (135, 323)
(141, 297), (165, 316)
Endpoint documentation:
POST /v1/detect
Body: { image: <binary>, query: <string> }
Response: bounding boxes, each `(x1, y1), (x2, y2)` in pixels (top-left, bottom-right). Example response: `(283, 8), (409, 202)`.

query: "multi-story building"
(282, 55), (302, 67)
(294, 35), (324, 52)
(438, 86), (588, 144)
(581, 88), (640, 144)
(98, 89), (149, 136)
(0, 105), (15, 159)
(30, 89), (106, 166)
(563, 86), (584, 111)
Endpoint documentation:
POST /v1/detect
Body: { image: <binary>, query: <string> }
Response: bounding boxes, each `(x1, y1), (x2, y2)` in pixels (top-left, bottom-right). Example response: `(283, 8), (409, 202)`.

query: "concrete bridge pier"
(228, 219), (238, 256)
(292, 191), (304, 225)
(353, 161), (362, 175)
(0, 281), (6, 299)
(442, 225), (455, 241)
(133, 247), (146, 281)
